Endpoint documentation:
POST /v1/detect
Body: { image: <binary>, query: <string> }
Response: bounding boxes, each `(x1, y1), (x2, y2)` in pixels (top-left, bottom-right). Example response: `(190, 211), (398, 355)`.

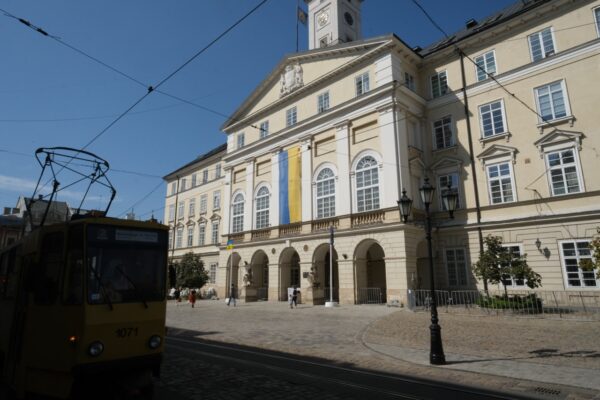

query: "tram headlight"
(88, 341), (104, 357)
(148, 335), (162, 349)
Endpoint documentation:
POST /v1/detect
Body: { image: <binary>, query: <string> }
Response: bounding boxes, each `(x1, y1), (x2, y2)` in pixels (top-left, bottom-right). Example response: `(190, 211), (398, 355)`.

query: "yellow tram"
(0, 215), (169, 398)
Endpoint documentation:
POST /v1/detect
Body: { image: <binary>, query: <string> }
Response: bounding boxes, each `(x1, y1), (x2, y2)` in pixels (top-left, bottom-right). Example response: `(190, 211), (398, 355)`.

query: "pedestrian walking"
(227, 283), (236, 307)
(292, 286), (298, 308)
(175, 287), (182, 306)
(288, 293), (293, 309)
(189, 290), (196, 308)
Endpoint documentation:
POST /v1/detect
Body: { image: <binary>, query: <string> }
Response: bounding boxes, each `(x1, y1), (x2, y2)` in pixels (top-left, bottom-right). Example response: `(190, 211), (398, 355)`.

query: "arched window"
(356, 155), (380, 212)
(231, 193), (245, 233)
(255, 186), (270, 229)
(316, 168), (335, 218)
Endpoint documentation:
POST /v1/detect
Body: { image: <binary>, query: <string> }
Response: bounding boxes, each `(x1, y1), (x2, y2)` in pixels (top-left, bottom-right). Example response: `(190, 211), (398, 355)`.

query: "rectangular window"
(560, 240), (596, 287)
(188, 198), (196, 217)
(200, 194), (208, 213)
(286, 107), (297, 127)
(198, 224), (206, 246)
(502, 245), (525, 287)
(168, 204), (175, 222)
(535, 81), (568, 122)
(177, 202), (184, 219)
(171, 182), (176, 195)
(237, 133), (245, 149)
(213, 191), (221, 209)
(317, 91), (330, 113)
(175, 227), (183, 249)
(487, 162), (515, 204)
(181, 178), (187, 191)
(479, 100), (506, 138)
(355, 72), (370, 96)
(430, 71), (448, 98)
(211, 221), (219, 244)
(191, 174), (197, 188)
(259, 120), (269, 139)
(595, 7), (600, 37)
(433, 116), (454, 149)
(203, 169), (209, 184)
(404, 72), (415, 91)
(474, 51), (496, 82)
(529, 27), (555, 61)
(210, 263), (217, 284)
(438, 173), (461, 210)
(215, 164), (222, 179)
(546, 149), (581, 196)
(168, 230), (173, 249)
(187, 227), (194, 247)
(446, 248), (468, 287)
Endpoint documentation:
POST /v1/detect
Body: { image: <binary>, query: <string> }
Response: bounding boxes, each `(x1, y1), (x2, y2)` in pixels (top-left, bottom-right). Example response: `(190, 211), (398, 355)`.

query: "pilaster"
(335, 121), (351, 215)
(245, 160), (255, 232)
(301, 139), (313, 222)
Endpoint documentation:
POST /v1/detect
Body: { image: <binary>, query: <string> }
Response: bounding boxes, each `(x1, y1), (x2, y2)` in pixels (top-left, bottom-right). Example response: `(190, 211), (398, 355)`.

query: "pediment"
(477, 144), (518, 163)
(430, 156), (462, 171)
(221, 36), (395, 132)
(186, 219), (195, 226)
(197, 216), (208, 224)
(534, 129), (584, 154)
(210, 213), (221, 221)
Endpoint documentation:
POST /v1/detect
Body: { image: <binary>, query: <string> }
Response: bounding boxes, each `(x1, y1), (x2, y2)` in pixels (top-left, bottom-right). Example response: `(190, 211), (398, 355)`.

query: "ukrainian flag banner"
(279, 147), (302, 224)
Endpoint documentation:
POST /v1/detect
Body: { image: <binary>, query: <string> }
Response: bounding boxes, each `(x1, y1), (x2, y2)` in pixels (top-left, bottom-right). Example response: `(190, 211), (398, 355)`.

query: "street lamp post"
(397, 178), (458, 365)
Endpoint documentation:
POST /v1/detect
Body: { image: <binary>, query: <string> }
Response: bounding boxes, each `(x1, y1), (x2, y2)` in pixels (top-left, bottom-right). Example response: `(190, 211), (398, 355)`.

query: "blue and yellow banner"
(279, 147), (301, 224)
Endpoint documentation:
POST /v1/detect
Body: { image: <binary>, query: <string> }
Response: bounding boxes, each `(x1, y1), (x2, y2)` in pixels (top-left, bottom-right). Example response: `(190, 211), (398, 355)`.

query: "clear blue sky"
(0, 0), (514, 220)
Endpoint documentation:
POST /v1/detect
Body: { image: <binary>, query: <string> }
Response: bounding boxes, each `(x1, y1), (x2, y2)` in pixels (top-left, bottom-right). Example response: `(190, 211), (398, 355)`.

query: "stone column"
(301, 139), (313, 222)
(335, 120), (351, 215)
(222, 168), (233, 235)
(244, 160), (255, 232)
(378, 103), (400, 208)
(271, 151), (280, 229)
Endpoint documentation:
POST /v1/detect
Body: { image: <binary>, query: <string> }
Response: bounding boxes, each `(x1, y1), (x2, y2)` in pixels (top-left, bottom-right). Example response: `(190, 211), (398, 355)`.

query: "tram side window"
(63, 226), (83, 304)
(0, 247), (19, 300)
(33, 232), (64, 305)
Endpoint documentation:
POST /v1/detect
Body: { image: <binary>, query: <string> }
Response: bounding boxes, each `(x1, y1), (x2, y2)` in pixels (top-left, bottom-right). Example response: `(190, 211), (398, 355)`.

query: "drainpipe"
(458, 50), (487, 292)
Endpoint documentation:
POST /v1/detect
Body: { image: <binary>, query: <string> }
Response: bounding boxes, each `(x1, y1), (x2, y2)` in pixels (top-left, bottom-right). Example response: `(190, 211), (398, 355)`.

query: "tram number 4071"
(115, 327), (139, 338)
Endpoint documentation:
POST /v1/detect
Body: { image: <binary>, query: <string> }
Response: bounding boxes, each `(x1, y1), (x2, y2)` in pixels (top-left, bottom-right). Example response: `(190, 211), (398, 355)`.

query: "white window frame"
(203, 169), (209, 183)
(181, 178), (186, 191)
(177, 202), (184, 219)
(237, 133), (245, 149)
(314, 165), (336, 219)
(168, 230), (173, 249)
(430, 70), (448, 98)
(486, 161), (517, 204)
(528, 27), (556, 62)
(191, 174), (197, 188)
(559, 239), (597, 288)
(175, 227), (183, 249)
(286, 106), (297, 127)
(500, 244), (526, 288)
(213, 191), (221, 210)
(188, 198), (196, 217)
(254, 185), (270, 230)
(259, 120), (269, 139)
(353, 153), (381, 213)
(215, 164), (222, 178)
(209, 263), (217, 284)
(534, 80), (571, 123)
(171, 182), (177, 195)
(168, 204), (175, 222)
(595, 6), (600, 38)
(231, 192), (245, 233)
(317, 91), (330, 113)
(437, 172), (461, 211)
(211, 221), (219, 244)
(404, 71), (415, 91)
(355, 72), (370, 96)
(200, 194), (208, 213)
(545, 147), (584, 196)
(478, 99), (507, 138)
(445, 248), (468, 287)
(198, 224), (206, 246)
(474, 50), (497, 82)
(432, 115), (454, 149)
(187, 226), (194, 247)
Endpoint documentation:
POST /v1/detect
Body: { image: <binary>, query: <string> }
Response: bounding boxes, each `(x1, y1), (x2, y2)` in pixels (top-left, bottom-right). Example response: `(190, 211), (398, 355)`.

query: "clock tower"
(306, 0), (363, 50)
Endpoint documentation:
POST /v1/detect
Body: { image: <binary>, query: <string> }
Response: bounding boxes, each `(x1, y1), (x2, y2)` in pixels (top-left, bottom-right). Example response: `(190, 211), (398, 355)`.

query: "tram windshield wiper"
(114, 265), (148, 309)
(90, 264), (113, 311)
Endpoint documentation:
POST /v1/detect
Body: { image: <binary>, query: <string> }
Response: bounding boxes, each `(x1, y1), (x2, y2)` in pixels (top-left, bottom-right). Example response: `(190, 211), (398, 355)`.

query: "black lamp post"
(397, 178), (458, 365)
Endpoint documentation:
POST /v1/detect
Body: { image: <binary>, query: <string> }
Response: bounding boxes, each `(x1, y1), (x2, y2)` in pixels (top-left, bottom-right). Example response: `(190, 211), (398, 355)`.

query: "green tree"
(175, 252), (209, 289)
(473, 235), (542, 297)
(580, 234), (600, 279)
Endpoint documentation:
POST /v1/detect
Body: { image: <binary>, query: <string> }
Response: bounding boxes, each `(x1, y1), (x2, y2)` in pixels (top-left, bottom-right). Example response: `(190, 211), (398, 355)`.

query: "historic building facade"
(166, 0), (600, 303)
(163, 144), (227, 291)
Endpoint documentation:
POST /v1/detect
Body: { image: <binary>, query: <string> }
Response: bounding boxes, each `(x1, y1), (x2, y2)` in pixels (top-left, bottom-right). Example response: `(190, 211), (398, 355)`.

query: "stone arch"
(354, 239), (387, 304)
(312, 243), (339, 302)
(279, 247), (301, 301)
(250, 249), (270, 300)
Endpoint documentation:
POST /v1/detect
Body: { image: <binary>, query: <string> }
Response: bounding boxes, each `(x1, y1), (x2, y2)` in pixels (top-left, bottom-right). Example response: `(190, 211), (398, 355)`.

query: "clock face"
(344, 11), (354, 26)
(317, 10), (329, 26)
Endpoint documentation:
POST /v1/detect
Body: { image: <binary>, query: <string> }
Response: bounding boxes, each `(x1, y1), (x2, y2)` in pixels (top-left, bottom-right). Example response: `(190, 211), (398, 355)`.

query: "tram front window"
(87, 225), (166, 305)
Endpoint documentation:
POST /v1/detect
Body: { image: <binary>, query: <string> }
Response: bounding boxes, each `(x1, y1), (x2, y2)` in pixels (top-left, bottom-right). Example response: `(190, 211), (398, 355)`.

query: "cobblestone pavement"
(162, 300), (600, 399)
